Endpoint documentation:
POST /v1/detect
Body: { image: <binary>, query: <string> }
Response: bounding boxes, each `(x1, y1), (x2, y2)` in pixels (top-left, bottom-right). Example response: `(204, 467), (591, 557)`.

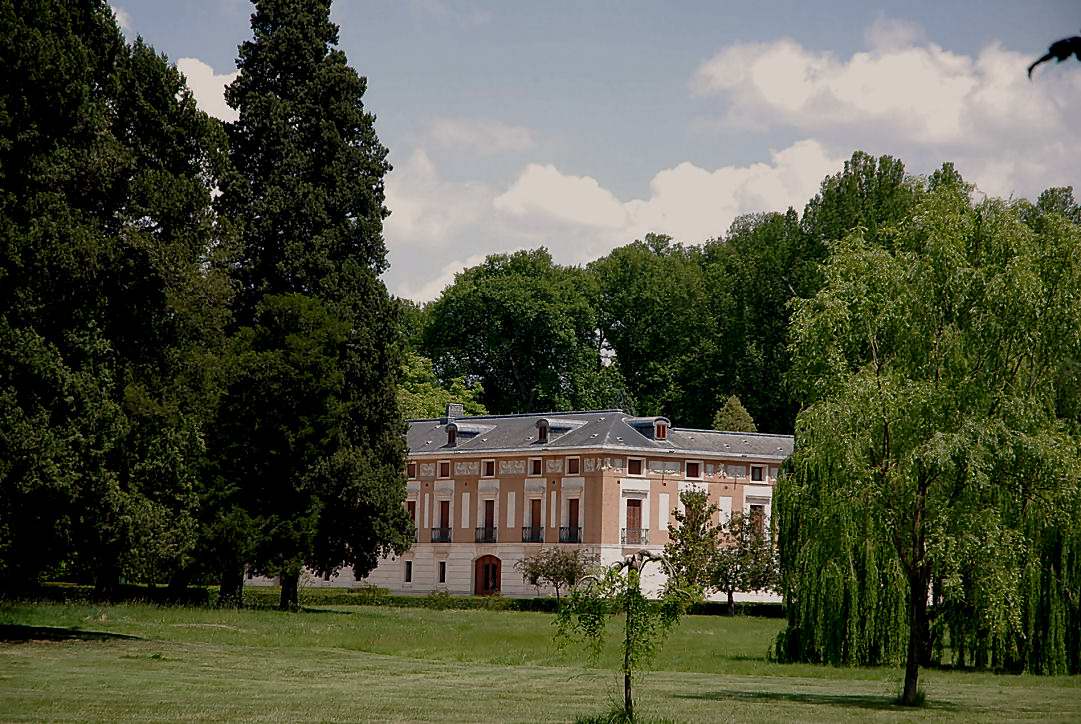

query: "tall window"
(406, 500), (416, 522)
(530, 458), (542, 476)
(404, 561), (413, 583)
(567, 457), (580, 475)
(483, 459), (496, 477)
(438, 461), (450, 478)
(750, 504), (766, 537)
(655, 422), (668, 440)
(438, 561), (447, 584)
(407, 462), (417, 479)
(447, 427), (457, 446)
(538, 423), (549, 444)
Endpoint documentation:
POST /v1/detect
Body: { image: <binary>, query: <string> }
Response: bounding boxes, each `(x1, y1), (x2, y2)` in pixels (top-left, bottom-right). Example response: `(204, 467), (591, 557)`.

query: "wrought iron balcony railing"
(620, 528), (649, 545)
(521, 526), (544, 543)
(431, 527), (452, 543)
(475, 526), (497, 543)
(559, 526), (582, 544)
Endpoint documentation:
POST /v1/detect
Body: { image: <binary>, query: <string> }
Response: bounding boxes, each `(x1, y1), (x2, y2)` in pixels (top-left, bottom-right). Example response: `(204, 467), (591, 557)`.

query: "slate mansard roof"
(406, 409), (793, 461)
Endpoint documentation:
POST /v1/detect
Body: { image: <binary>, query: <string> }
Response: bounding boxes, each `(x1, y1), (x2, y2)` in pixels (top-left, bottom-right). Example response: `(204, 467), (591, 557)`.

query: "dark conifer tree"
(214, 0), (411, 609)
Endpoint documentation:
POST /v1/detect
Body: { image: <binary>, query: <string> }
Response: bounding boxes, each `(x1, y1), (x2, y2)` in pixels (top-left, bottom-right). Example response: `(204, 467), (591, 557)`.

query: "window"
(406, 500), (416, 521)
(751, 465), (764, 482)
(628, 457), (643, 476)
(438, 561), (447, 584)
(538, 422), (549, 444)
(750, 504), (766, 537)
(447, 427), (457, 446)
(566, 457), (580, 475)
(686, 461), (701, 479)
(404, 561), (413, 583)
(407, 462), (417, 479)
(530, 458), (542, 476)
(483, 459), (496, 478)
(438, 460), (451, 478)
(655, 422), (668, 440)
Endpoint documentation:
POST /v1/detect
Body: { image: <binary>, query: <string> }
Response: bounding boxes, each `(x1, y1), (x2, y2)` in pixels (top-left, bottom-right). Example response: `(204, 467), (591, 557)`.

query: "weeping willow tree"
(774, 174), (1081, 705)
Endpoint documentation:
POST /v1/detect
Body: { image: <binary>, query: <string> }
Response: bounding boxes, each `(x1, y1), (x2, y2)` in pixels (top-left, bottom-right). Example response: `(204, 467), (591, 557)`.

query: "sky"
(113, 1), (1081, 301)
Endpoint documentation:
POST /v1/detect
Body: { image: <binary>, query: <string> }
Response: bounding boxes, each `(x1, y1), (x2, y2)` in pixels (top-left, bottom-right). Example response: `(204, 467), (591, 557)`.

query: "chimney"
(444, 402), (465, 423)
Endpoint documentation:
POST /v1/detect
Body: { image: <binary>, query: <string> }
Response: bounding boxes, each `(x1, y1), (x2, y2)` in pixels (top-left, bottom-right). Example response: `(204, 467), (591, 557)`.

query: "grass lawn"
(2, 601), (1079, 722)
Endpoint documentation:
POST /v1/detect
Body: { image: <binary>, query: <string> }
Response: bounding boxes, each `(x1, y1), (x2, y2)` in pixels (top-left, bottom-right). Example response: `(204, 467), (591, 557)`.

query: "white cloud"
(111, 5), (132, 32)
(428, 117), (535, 154)
(384, 140), (842, 301)
(691, 24), (1081, 196)
(176, 58), (239, 123)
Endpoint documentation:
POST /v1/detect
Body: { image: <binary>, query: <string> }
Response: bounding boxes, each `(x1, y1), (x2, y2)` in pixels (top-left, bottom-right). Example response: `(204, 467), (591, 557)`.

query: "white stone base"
(247, 543), (780, 603)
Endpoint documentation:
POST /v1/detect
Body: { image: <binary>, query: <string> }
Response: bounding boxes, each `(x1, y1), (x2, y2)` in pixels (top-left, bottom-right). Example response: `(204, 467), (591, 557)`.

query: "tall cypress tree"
(215, 0), (411, 609)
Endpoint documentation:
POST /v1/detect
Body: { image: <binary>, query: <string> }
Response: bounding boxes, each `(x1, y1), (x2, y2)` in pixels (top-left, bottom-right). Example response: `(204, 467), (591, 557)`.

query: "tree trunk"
(727, 589), (736, 616)
(901, 573), (929, 706)
(218, 564), (245, 607)
(280, 570), (300, 611)
(93, 563), (121, 601)
(624, 576), (635, 719)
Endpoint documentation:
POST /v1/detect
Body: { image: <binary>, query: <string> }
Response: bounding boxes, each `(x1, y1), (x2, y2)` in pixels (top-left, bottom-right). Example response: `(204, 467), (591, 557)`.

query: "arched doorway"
(474, 555), (501, 596)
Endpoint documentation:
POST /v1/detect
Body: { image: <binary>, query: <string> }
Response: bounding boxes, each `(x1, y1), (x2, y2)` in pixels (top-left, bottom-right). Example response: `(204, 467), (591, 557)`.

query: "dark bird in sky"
(1028, 31), (1081, 78)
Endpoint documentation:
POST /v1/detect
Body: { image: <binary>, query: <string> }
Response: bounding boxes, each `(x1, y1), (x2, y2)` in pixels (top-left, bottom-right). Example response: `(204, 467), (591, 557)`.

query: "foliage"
(775, 175), (1081, 704)
(398, 351), (487, 420)
(590, 234), (713, 422)
(211, 0), (411, 609)
(424, 248), (622, 413)
(0, 1), (230, 593)
(557, 553), (691, 719)
(515, 547), (599, 601)
(663, 491), (721, 596)
(713, 511), (779, 615)
(711, 396), (757, 432)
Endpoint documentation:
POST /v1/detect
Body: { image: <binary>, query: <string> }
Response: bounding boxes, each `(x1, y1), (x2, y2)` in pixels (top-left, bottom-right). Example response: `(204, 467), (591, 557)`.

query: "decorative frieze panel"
(725, 464), (747, 478)
(433, 480), (455, 496)
(454, 461), (479, 476)
(582, 457), (605, 473)
(478, 479), (500, 494)
(648, 460), (680, 474)
(546, 458), (563, 473)
(524, 478), (547, 493)
(499, 459), (525, 476)
(769, 466), (779, 480)
(705, 463), (716, 477)
(608, 458), (624, 471)
(418, 463), (436, 478)
(406, 481), (420, 495)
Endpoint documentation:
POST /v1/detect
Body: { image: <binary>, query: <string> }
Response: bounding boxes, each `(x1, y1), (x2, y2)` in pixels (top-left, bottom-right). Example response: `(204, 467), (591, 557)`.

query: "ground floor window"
(438, 560), (447, 583)
(404, 560), (413, 583)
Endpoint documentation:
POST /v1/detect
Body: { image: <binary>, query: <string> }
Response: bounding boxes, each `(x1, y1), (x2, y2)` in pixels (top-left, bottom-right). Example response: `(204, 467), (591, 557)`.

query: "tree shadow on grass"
(675, 689), (961, 713)
(0, 624), (142, 643)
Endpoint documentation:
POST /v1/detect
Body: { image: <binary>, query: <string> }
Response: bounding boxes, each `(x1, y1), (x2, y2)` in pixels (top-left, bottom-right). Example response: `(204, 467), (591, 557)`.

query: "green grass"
(1, 602), (1079, 722)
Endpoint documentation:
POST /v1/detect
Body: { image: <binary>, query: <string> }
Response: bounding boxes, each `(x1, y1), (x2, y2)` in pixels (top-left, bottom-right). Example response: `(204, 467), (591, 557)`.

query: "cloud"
(427, 117), (535, 154)
(691, 23), (1081, 197)
(383, 140), (842, 301)
(176, 58), (239, 123)
(111, 5), (132, 32)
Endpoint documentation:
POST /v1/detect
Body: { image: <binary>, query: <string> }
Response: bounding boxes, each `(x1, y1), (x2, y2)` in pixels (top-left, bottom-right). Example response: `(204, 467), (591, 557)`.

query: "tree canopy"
(774, 175), (1081, 702)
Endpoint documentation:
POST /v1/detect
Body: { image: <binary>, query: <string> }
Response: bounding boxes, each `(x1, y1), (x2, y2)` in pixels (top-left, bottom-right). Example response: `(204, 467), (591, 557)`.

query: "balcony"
(621, 528), (649, 545)
(521, 526), (544, 543)
(431, 527), (452, 543)
(475, 526), (498, 543)
(559, 526), (582, 544)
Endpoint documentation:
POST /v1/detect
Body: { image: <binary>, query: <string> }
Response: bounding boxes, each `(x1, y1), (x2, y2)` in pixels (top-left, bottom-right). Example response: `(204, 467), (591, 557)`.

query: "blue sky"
(114, 1), (1081, 299)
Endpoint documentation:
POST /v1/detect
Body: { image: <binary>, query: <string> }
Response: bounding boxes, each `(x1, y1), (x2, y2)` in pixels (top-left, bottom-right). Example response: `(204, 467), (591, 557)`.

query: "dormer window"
(537, 420), (549, 444)
(655, 422), (668, 440)
(447, 425), (457, 447)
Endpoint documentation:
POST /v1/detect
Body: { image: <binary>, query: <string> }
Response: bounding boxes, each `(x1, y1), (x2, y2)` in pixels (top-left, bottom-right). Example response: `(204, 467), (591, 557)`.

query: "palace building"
(303, 403), (793, 599)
